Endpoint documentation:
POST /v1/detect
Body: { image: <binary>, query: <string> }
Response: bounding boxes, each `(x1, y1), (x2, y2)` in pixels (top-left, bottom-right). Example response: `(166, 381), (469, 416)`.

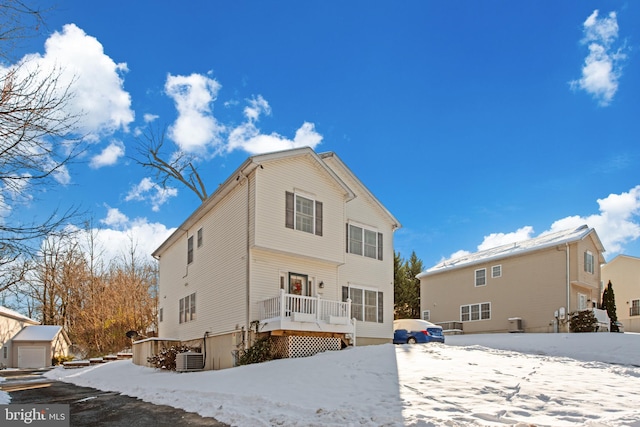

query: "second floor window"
(285, 191), (323, 236)
(584, 251), (594, 274)
(187, 236), (194, 264)
(347, 224), (383, 260)
(475, 268), (486, 286)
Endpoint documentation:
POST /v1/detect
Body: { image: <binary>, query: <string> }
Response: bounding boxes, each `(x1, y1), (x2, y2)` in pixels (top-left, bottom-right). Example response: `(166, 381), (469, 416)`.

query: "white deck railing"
(258, 289), (351, 323)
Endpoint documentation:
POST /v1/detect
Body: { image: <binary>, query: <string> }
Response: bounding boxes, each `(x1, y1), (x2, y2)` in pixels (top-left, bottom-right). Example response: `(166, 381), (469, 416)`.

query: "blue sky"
(5, 1), (640, 268)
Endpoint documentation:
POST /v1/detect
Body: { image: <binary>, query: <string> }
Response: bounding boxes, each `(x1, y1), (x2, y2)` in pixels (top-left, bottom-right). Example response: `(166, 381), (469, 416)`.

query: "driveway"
(0, 368), (228, 426)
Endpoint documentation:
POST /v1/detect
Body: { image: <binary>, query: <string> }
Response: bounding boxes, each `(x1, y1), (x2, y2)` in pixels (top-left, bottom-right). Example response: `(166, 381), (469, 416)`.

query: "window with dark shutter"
(285, 191), (294, 229)
(377, 233), (383, 260)
(315, 201), (323, 236)
(377, 291), (383, 323)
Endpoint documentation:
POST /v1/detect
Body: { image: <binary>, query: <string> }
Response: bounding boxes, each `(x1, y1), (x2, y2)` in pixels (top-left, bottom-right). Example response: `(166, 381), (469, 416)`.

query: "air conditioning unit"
(508, 317), (523, 333)
(176, 352), (204, 372)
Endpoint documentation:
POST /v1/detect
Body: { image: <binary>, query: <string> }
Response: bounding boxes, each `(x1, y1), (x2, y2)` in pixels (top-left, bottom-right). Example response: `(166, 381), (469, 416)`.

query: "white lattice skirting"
(272, 335), (341, 359)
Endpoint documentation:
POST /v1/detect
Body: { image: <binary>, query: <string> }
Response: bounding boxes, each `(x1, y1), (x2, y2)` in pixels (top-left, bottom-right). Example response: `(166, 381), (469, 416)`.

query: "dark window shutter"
(315, 201), (323, 236)
(377, 232), (383, 260)
(377, 292), (383, 323)
(346, 223), (350, 253)
(342, 286), (349, 302)
(285, 191), (294, 229)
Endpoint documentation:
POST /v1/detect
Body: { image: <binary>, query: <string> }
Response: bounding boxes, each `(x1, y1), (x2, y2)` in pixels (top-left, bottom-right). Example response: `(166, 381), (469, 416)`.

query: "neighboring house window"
(475, 269), (486, 286)
(285, 191), (323, 236)
(578, 293), (588, 311)
(187, 236), (194, 264)
(179, 293), (196, 323)
(346, 224), (383, 260)
(159, 308), (163, 323)
(197, 228), (203, 248)
(2, 346), (6, 359)
(422, 310), (431, 321)
(461, 302), (491, 321)
(630, 299), (640, 317)
(342, 286), (383, 323)
(584, 251), (594, 274)
(491, 265), (502, 278)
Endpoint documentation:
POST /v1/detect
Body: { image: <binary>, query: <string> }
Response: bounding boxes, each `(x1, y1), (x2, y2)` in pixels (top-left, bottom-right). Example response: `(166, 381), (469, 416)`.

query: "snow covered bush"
(569, 310), (598, 332)
(147, 345), (201, 370)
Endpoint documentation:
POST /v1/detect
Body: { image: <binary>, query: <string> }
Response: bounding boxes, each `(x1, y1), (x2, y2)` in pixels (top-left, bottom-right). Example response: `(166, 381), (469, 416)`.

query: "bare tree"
(0, 1), (84, 292)
(134, 125), (208, 202)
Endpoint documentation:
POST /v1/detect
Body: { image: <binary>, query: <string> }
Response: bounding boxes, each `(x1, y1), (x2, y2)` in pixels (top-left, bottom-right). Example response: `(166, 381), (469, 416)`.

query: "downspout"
(244, 170), (251, 349)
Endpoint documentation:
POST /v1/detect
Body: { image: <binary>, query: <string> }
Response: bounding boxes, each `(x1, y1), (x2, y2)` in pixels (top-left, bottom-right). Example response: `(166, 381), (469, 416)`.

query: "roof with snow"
(0, 306), (39, 324)
(12, 325), (63, 342)
(418, 225), (604, 278)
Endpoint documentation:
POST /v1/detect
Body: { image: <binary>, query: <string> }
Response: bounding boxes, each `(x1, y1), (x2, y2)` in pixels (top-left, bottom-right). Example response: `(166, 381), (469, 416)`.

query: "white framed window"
(197, 228), (203, 248)
(491, 265), (502, 278)
(343, 285), (383, 323)
(285, 191), (323, 236)
(179, 293), (196, 324)
(422, 310), (431, 321)
(187, 236), (194, 264)
(475, 268), (486, 286)
(584, 251), (594, 274)
(631, 299), (640, 316)
(461, 302), (491, 321)
(577, 293), (588, 311)
(347, 223), (383, 260)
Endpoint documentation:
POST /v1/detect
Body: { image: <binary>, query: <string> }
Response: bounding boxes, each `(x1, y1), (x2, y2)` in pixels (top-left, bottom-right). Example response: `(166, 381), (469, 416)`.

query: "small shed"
(11, 325), (71, 368)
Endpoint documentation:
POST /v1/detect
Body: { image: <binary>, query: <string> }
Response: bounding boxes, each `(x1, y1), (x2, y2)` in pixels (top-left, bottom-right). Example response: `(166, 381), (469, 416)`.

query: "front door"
(289, 273), (308, 296)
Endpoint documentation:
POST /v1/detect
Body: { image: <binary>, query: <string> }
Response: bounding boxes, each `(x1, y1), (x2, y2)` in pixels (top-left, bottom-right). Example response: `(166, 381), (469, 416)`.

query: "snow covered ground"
(3, 333), (640, 426)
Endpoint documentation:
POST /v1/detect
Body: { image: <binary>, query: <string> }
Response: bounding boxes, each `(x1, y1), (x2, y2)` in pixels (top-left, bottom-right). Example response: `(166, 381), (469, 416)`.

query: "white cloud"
(14, 24), (135, 140)
(227, 121), (322, 155)
(570, 10), (627, 106)
(74, 208), (175, 264)
(90, 140), (125, 168)
(546, 185), (640, 255)
(165, 73), (225, 153)
(477, 226), (535, 251)
(125, 177), (178, 212)
(143, 113), (159, 123)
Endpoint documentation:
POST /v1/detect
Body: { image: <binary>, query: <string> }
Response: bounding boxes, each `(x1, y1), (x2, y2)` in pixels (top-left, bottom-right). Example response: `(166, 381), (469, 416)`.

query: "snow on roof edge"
(418, 225), (596, 278)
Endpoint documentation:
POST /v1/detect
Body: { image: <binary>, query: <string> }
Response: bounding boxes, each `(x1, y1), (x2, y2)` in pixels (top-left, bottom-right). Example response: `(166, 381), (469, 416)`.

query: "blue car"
(393, 319), (445, 344)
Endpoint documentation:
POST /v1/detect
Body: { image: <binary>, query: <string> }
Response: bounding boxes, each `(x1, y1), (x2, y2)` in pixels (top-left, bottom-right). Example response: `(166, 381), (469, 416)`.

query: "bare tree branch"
(133, 125), (208, 202)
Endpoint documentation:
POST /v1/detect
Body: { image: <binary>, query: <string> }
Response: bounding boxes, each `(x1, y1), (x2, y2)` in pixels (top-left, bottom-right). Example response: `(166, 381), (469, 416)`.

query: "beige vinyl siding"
(253, 156), (346, 264)
(325, 158), (395, 340)
(422, 246), (572, 334)
(602, 255), (640, 332)
(248, 248), (339, 321)
(158, 181), (249, 341)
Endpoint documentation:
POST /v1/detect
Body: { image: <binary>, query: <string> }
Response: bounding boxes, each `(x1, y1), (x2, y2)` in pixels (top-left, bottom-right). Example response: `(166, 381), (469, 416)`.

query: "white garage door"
(18, 346), (46, 368)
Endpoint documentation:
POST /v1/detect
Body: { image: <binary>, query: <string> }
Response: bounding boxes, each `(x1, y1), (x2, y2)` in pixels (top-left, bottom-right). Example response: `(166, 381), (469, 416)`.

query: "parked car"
(393, 319), (445, 344)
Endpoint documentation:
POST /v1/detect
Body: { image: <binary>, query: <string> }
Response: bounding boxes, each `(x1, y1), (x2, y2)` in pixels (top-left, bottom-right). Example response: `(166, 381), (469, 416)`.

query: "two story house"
(417, 225), (605, 334)
(149, 147), (400, 370)
(601, 254), (640, 333)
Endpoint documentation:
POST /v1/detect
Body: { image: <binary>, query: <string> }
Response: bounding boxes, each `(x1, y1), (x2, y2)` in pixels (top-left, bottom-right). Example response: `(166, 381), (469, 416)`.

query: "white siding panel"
(158, 181), (249, 341)
(254, 156), (345, 264)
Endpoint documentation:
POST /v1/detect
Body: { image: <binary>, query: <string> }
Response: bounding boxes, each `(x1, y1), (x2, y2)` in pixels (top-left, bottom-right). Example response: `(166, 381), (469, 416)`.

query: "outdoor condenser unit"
(175, 352), (204, 372)
(508, 317), (523, 333)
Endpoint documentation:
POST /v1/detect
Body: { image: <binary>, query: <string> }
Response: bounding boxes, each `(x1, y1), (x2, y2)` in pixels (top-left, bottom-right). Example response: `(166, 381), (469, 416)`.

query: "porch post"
(280, 288), (286, 319)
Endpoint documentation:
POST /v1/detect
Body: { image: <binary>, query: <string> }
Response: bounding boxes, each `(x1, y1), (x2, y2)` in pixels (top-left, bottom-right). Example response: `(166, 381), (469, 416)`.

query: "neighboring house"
(149, 147), (400, 370)
(417, 225), (606, 334)
(601, 254), (640, 333)
(0, 306), (71, 368)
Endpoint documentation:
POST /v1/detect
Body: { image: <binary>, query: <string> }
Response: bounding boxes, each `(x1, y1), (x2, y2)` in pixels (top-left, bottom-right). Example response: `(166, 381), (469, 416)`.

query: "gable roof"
(319, 152), (401, 229)
(12, 325), (63, 342)
(0, 306), (39, 324)
(418, 225), (605, 278)
(153, 147), (368, 258)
